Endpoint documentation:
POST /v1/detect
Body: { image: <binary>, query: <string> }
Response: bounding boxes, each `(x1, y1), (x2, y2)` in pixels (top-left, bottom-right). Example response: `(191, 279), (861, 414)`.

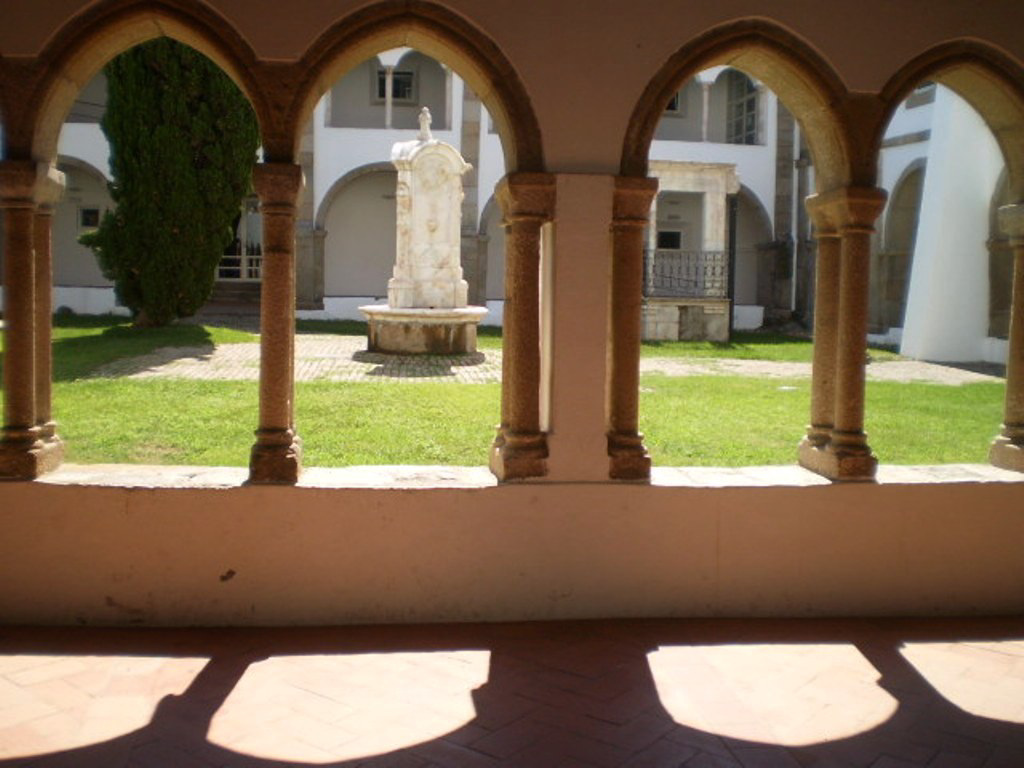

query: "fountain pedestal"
(361, 107), (486, 354)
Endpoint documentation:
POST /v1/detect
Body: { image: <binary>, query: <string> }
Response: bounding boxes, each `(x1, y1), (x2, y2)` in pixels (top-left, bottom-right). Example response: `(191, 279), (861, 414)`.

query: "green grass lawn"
(638, 375), (1004, 466)
(639, 331), (902, 362)
(0, 314), (1005, 467)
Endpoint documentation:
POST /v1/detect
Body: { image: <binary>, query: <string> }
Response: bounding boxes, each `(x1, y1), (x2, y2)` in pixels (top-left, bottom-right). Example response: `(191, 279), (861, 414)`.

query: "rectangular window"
(376, 70), (416, 102)
(726, 70), (759, 145)
(79, 207), (100, 229)
(657, 230), (683, 250)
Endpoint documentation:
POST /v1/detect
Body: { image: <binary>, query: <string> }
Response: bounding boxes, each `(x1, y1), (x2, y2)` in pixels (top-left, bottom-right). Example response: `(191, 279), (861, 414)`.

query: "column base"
(489, 428), (547, 481)
(249, 429), (303, 484)
(798, 436), (877, 482)
(989, 435), (1024, 472)
(0, 429), (59, 480)
(608, 431), (651, 481)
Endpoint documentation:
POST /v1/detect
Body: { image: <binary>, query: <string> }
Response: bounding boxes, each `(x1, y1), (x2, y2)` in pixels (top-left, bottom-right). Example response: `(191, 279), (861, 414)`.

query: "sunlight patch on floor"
(902, 641), (1024, 723)
(648, 643), (897, 746)
(209, 651), (490, 763)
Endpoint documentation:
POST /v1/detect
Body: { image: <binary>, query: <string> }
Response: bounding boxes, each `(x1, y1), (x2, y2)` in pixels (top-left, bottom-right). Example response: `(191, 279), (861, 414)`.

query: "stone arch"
(289, 0), (544, 172)
(871, 159), (926, 333)
(880, 41), (1024, 202)
(882, 158), (927, 253)
(23, 0), (267, 163)
(621, 19), (850, 192)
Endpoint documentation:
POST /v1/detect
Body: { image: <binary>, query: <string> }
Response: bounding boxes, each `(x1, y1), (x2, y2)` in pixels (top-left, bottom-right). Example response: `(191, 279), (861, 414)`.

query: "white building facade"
(7, 50), (1010, 362)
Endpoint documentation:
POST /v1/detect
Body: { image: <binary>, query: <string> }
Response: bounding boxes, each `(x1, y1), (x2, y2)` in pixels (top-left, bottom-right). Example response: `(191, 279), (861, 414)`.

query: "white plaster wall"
(733, 305), (764, 329)
(54, 164), (113, 287)
(900, 88), (1005, 362)
(884, 94), (935, 140)
(482, 199), (505, 301)
(322, 169), (397, 297)
(53, 286), (129, 315)
(648, 99), (777, 232)
(2, 467), (1022, 625)
(312, 94), (462, 223)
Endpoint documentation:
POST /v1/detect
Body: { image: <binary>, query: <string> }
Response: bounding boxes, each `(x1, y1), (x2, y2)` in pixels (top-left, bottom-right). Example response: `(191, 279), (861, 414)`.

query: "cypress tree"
(81, 39), (259, 326)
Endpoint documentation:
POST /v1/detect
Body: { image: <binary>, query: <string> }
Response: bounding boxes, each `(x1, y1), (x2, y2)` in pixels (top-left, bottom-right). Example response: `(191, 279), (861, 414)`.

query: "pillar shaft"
(798, 187), (886, 481)
(490, 173), (554, 480)
(33, 165), (66, 451)
(0, 162), (42, 479)
(250, 163), (304, 484)
(832, 224), (873, 445)
(991, 204), (1024, 471)
(609, 176), (657, 480)
(806, 231), (840, 446)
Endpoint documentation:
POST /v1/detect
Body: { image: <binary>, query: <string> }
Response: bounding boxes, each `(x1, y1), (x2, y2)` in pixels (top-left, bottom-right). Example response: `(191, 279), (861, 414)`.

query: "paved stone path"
(90, 334), (1003, 385)
(1, 618), (1022, 767)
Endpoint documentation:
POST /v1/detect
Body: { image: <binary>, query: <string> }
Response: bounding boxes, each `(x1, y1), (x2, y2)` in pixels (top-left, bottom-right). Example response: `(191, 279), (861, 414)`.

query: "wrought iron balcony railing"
(643, 249), (729, 299)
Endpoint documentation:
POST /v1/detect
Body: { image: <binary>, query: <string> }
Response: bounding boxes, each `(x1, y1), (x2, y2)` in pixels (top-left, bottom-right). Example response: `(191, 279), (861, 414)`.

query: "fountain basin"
(359, 305), (489, 354)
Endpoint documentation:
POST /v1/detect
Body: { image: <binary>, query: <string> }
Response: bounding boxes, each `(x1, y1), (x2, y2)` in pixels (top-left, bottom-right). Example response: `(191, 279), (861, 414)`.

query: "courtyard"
(0, 315), (1006, 468)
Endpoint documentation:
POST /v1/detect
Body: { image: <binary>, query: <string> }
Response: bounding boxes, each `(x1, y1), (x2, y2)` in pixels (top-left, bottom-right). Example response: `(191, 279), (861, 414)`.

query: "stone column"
(799, 195), (840, 459)
(799, 187), (886, 481)
(249, 163), (304, 484)
(645, 196), (658, 295)
(701, 82), (712, 142)
(32, 164), (66, 467)
(490, 173), (554, 480)
(609, 176), (658, 479)
(0, 161), (41, 479)
(383, 65), (394, 129)
(991, 203), (1024, 471)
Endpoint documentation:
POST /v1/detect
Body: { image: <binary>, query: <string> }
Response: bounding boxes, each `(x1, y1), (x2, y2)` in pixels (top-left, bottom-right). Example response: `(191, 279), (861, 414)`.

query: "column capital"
(253, 162), (304, 209)
(998, 203), (1024, 242)
(496, 172), (555, 223)
(34, 163), (66, 210)
(806, 186), (887, 233)
(612, 176), (658, 225)
(0, 160), (38, 206)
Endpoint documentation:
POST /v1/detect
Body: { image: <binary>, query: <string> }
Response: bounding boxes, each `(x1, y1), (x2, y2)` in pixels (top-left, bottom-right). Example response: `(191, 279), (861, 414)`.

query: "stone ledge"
(33, 462), (1023, 490)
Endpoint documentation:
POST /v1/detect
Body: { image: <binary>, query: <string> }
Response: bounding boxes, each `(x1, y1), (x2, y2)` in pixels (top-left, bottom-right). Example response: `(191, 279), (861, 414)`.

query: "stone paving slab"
(92, 335), (504, 383)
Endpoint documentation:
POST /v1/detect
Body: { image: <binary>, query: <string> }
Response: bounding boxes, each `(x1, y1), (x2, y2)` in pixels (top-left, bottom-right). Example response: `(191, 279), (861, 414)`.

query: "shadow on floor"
(0, 618), (1022, 767)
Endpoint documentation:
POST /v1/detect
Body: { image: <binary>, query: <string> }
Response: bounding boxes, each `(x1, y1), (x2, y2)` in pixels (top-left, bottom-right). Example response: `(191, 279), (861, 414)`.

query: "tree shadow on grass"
(0, 619), (1022, 767)
(51, 323), (218, 381)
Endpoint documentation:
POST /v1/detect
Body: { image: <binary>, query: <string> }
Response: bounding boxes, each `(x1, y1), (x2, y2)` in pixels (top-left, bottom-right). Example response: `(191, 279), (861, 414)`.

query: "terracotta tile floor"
(0, 619), (1022, 767)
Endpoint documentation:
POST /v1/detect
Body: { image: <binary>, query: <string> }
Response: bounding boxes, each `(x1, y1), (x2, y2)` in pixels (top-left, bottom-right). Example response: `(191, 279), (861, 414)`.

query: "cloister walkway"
(0, 618), (1022, 767)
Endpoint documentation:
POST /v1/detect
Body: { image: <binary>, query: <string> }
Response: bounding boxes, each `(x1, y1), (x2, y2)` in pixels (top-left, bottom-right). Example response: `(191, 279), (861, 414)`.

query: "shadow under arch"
(21, 0), (268, 164)
(880, 40), (1024, 203)
(0, 619), (1022, 766)
(621, 18), (852, 193)
(313, 161), (396, 231)
(288, 0), (544, 173)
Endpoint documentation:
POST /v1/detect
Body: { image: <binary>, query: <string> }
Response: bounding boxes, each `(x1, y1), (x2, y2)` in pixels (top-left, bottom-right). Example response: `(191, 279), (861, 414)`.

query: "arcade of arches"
(1, 1), (1024, 625)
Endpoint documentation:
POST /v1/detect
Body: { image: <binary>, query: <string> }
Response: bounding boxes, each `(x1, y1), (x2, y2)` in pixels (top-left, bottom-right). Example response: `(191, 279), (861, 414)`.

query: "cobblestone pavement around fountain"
(89, 332), (1004, 385)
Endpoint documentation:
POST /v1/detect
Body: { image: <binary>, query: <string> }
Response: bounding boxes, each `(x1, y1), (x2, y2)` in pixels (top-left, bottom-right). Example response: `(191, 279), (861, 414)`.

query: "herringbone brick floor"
(0, 619), (1022, 767)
